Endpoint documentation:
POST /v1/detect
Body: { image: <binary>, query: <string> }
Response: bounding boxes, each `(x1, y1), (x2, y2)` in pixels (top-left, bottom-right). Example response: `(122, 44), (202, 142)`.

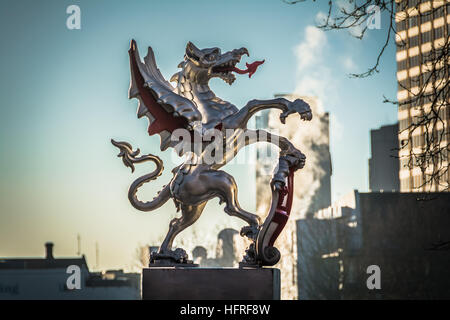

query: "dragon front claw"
(240, 225), (259, 241)
(150, 248), (189, 264)
(280, 98), (312, 124)
(271, 149), (306, 190)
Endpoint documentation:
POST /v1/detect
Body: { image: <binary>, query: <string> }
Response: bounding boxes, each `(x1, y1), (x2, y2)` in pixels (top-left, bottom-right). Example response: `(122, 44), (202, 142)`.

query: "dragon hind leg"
(208, 170), (261, 239)
(154, 202), (207, 263)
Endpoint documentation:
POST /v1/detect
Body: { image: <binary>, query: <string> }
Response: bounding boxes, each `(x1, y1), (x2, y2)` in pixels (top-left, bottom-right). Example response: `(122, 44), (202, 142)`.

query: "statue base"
(142, 267), (280, 300)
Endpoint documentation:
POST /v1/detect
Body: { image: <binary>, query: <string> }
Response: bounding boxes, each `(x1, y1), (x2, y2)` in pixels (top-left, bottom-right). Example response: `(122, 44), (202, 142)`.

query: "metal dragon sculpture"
(111, 40), (312, 267)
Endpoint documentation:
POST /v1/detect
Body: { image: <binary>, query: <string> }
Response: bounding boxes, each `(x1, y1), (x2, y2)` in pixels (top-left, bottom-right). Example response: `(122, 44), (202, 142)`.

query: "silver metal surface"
(112, 40), (313, 265)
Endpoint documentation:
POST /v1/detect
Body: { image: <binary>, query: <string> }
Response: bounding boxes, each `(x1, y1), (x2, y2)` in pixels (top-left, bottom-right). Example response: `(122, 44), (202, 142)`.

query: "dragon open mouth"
(212, 60), (265, 79)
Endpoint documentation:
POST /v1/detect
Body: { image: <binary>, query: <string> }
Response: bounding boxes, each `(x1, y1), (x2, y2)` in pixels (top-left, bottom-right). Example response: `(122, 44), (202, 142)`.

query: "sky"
(0, 0), (398, 271)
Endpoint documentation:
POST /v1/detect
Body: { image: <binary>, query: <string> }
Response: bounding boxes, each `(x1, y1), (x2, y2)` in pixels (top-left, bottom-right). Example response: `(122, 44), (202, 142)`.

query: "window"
(397, 20), (407, 32)
(410, 75), (421, 86)
(411, 96), (423, 107)
(400, 157), (411, 168)
(433, 6), (444, 18)
(421, 12), (432, 23)
(412, 134), (424, 148)
(434, 26), (444, 39)
(401, 178), (411, 190)
(421, 30), (431, 43)
(412, 115), (422, 125)
(428, 128), (446, 143)
(400, 119), (410, 131)
(423, 93), (434, 105)
(396, 36), (408, 48)
(442, 147), (449, 162)
(407, 0), (419, 8)
(409, 35), (419, 47)
(435, 68), (447, 84)
(409, 16), (418, 28)
(409, 55), (420, 68)
(399, 78), (409, 88)
(421, 71), (432, 84)
(396, 1), (408, 12)
(413, 175), (423, 189)
(399, 103), (411, 112)
(408, 0), (419, 8)
(397, 59), (407, 71)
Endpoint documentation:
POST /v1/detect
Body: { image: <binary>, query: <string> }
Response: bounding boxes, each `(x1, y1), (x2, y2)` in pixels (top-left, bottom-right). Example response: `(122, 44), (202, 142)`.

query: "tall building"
(395, 1), (449, 191)
(368, 123), (400, 192)
(255, 94), (332, 299)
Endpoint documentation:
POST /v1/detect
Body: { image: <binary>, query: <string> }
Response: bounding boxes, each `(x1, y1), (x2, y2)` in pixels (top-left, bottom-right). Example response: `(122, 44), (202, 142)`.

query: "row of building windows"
(400, 147), (449, 170)
(399, 68), (448, 88)
(396, 3), (448, 33)
(397, 56), (419, 75)
(401, 174), (426, 189)
(398, 92), (448, 107)
(397, 25), (449, 53)
(398, 127), (448, 151)
(402, 174), (450, 191)
(399, 111), (449, 132)
(400, 103), (448, 120)
(397, 52), (442, 71)
(411, 130), (448, 148)
(397, 25), (448, 48)
(399, 175), (424, 190)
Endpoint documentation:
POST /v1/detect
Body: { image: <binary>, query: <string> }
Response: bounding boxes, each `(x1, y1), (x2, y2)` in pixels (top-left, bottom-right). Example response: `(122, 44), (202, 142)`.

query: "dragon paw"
(240, 225), (259, 241)
(239, 243), (259, 267)
(150, 248), (189, 264)
(271, 147), (306, 190)
(284, 146), (306, 171)
(280, 99), (312, 124)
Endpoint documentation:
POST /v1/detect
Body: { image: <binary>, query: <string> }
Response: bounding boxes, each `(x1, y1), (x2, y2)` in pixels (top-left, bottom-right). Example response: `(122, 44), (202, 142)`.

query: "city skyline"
(0, 0), (398, 271)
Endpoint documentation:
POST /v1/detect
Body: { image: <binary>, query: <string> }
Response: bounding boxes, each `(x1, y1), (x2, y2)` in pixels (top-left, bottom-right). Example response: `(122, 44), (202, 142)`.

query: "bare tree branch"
(285, 0), (450, 192)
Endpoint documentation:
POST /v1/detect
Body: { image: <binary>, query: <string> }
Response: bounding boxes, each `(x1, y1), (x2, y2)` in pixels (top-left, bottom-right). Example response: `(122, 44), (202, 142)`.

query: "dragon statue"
(111, 40), (312, 267)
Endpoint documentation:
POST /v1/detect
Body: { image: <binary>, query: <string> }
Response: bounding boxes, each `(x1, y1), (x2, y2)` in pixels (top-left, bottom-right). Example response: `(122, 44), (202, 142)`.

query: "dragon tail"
(111, 139), (171, 212)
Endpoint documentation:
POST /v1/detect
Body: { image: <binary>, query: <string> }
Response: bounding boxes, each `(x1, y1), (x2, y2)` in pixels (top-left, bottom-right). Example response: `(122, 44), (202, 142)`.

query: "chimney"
(45, 242), (54, 260)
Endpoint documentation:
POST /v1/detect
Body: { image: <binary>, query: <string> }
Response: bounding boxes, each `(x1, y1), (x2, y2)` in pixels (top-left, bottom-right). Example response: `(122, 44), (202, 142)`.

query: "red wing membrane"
(129, 41), (189, 136)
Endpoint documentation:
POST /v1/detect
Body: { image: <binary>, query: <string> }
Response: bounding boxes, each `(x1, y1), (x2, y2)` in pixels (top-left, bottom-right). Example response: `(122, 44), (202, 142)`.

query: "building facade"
(368, 123), (400, 192)
(396, 0), (449, 191)
(297, 191), (450, 299)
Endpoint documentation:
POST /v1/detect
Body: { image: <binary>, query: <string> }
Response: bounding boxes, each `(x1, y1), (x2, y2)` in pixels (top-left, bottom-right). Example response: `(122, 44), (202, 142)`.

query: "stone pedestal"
(142, 267), (280, 300)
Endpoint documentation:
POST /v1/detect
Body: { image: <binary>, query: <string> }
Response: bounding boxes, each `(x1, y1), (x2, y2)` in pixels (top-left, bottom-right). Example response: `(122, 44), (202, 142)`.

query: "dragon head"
(178, 42), (264, 85)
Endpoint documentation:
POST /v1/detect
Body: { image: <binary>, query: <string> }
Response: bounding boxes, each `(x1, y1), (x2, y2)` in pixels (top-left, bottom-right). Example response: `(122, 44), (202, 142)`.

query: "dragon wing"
(128, 39), (202, 151)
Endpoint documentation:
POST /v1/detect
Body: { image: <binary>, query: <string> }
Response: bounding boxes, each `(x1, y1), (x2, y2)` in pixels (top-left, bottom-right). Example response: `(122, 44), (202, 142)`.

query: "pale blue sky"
(0, 0), (397, 270)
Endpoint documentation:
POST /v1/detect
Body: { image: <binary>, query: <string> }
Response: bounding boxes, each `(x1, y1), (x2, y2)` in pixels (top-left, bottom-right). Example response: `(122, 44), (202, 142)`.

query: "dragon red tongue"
(232, 60), (265, 78)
